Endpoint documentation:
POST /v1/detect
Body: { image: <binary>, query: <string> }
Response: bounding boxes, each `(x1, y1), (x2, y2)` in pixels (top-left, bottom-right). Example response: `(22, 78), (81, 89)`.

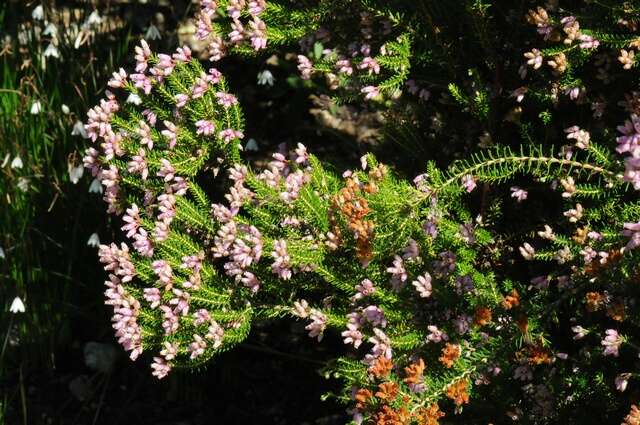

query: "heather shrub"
(84, 1), (640, 424)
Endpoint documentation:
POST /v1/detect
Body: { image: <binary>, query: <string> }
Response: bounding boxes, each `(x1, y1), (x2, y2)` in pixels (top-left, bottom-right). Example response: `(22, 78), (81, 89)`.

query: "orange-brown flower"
(572, 226), (589, 244)
(473, 306), (492, 326)
(369, 356), (394, 380)
(404, 358), (425, 385)
(585, 291), (605, 312)
(445, 379), (470, 406)
(416, 403), (445, 425)
(354, 388), (373, 410)
(501, 289), (520, 310)
(623, 404), (640, 425)
(515, 314), (529, 334)
(525, 344), (552, 366)
(439, 343), (461, 368)
(332, 177), (375, 266)
(373, 405), (410, 425)
(607, 299), (626, 322)
(375, 381), (399, 402)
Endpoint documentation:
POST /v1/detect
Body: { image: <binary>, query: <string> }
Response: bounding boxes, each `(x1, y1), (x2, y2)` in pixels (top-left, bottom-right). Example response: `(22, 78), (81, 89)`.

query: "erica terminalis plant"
(82, 1), (640, 424)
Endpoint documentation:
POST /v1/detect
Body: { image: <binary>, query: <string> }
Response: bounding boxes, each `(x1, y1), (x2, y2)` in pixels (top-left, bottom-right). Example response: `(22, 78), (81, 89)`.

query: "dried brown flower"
(623, 404), (640, 425)
(403, 358), (425, 385)
(446, 379), (470, 406)
(369, 356), (394, 380)
(501, 289), (520, 310)
(375, 381), (399, 402)
(416, 403), (445, 425)
(473, 306), (492, 326)
(439, 343), (461, 368)
(586, 291), (605, 312)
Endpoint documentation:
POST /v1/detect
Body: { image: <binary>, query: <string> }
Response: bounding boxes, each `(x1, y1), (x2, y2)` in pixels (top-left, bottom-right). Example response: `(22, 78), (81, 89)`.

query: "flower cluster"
(195, 0), (268, 61)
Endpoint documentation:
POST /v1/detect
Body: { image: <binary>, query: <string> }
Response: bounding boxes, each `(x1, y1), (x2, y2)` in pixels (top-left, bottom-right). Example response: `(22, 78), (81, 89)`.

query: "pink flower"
(191, 73), (210, 98)
(571, 325), (588, 340)
(623, 222), (640, 249)
(294, 143), (309, 164)
(196, 12), (213, 40)
(297, 55), (313, 80)
(228, 20), (244, 43)
(305, 309), (327, 341)
(616, 374), (631, 392)
(248, 0), (266, 15)
(108, 68), (128, 88)
(206, 321), (224, 348)
(142, 288), (161, 311)
(172, 46), (192, 63)
(208, 36), (225, 62)
(160, 341), (178, 361)
(175, 94), (189, 108)
(157, 159), (176, 182)
(354, 279), (375, 300)
(219, 128), (244, 143)
(358, 57), (380, 74)
(368, 328), (392, 360)
(121, 204), (141, 238)
(462, 174), (476, 192)
(132, 228), (154, 257)
(249, 17), (267, 50)
(215, 92), (238, 108)
(386, 255), (407, 291)
(361, 85), (380, 100)
(362, 305), (386, 328)
(152, 260), (173, 290)
(207, 68), (222, 84)
(161, 121), (178, 149)
(510, 186), (528, 202)
(602, 329), (623, 357)
(188, 334), (207, 359)
(565, 126), (590, 149)
(195, 120), (216, 136)
(130, 73), (152, 95)
(511, 87), (527, 102)
(341, 322), (363, 348)
(134, 39), (151, 73)
(412, 273), (432, 298)
(402, 239), (419, 260)
(156, 53), (175, 76)
(336, 59), (353, 75)
(426, 325), (448, 343)
(271, 239), (292, 279)
(136, 120), (153, 149)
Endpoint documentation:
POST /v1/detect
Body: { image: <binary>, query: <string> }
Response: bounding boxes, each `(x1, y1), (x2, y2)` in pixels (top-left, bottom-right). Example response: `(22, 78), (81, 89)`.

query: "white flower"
(71, 121), (88, 138)
(145, 24), (161, 40)
(89, 178), (103, 194)
(11, 155), (23, 169)
(519, 242), (535, 260)
(0, 246), (5, 259)
(257, 70), (275, 86)
(126, 93), (142, 105)
(85, 10), (102, 26)
(87, 233), (100, 247)
(30, 100), (42, 115)
(43, 43), (60, 58)
(68, 163), (84, 184)
(10, 297), (25, 314)
(73, 31), (85, 49)
(17, 177), (29, 192)
(61, 104), (70, 114)
(32, 5), (44, 20)
(43, 23), (58, 38)
(244, 138), (259, 152)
